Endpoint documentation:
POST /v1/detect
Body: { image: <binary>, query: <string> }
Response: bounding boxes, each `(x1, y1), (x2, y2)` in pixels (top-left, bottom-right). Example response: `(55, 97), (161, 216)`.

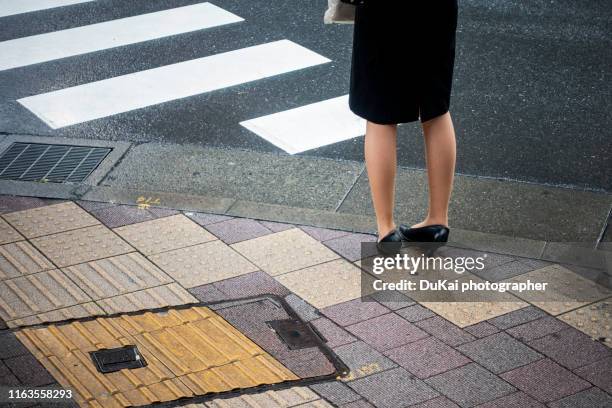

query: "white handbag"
(324, 0), (357, 24)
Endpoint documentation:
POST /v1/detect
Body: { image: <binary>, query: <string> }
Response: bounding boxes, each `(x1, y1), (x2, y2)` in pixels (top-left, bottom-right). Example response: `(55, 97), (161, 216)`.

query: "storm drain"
(0, 142), (111, 183)
(14, 296), (347, 407)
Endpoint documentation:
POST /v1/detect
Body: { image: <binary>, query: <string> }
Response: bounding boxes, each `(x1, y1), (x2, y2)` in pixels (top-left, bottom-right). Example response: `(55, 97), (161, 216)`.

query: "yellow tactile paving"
(502, 264), (611, 315)
(0, 241), (55, 280)
(16, 306), (299, 408)
(31, 225), (134, 267)
(114, 214), (216, 255)
(231, 228), (340, 276)
(559, 298), (611, 347)
(3, 202), (99, 238)
(149, 240), (259, 288)
(0, 269), (92, 322)
(8, 302), (104, 328)
(0, 217), (24, 244)
(276, 259), (362, 309)
(62, 253), (173, 300)
(95, 283), (197, 314)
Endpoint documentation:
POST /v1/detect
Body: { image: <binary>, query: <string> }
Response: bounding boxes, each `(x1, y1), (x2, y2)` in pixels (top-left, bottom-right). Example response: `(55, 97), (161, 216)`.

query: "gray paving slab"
(505, 316), (570, 342)
(472, 260), (537, 282)
(396, 304), (436, 322)
(321, 298), (389, 327)
(310, 318), (356, 349)
(415, 316), (476, 347)
(102, 143), (363, 211)
(573, 357), (612, 395)
(333, 341), (397, 382)
(284, 293), (320, 322)
(410, 397), (460, 408)
(346, 313), (428, 352)
(310, 381), (362, 406)
(323, 233), (377, 262)
(212, 270), (292, 298)
(338, 169), (611, 242)
(475, 392), (545, 408)
(463, 322), (500, 338)
(4, 354), (55, 387)
(204, 217), (273, 244)
(0, 332), (29, 359)
(487, 306), (547, 330)
(548, 387), (612, 408)
(425, 363), (516, 407)
(89, 204), (155, 228)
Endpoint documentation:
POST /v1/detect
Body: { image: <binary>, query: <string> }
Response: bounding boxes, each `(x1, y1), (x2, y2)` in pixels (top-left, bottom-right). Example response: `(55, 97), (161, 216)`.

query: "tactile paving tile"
(15, 306), (299, 408)
(31, 225), (134, 267)
(231, 228), (340, 276)
(3, 202), (100, 238)
(95, 283), (198, 314)
(0, 241), (55, 280)
(149, 240), (259, 288)
(7, 302), (104, 328)
(559, 298), (611, 347)
(114, 214), (216, 255)
(276, 259), (362, 309)
(0, 217), (24, 244)
(502, 264), (612, 315)
(200, 386), (321, 407)
(62, 253), (173, 300)
(420, 301), (528, 328)
(0, 269), (92, 322)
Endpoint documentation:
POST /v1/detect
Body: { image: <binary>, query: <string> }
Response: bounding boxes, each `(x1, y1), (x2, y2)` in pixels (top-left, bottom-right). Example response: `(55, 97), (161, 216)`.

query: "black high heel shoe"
(398, 224), (450, 255)
(376, 228), (405, 255)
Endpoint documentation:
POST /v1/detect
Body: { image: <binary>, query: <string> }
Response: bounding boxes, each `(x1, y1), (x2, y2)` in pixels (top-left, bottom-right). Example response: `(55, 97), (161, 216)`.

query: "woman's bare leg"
(412, 111), (456, 228)
(364, 121), (398, 240)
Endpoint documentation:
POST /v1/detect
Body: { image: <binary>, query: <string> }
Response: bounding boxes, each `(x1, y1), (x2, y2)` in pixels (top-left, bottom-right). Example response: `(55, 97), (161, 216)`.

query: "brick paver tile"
(475, 392), (545, 408)
(385, 336), (471, 379)
(4, 354), (55, 386)
(0, 332), (29, 359)
(0, 218), (23, 244)
(502, 264), (611, 315)
(62, 252), (173, 300)
(347, 367), (439, 408)
(396, 304), (436, 322)
(527, 327), (611, 370)
(90, 204), (155, 228)
(321, 298), (389, 327)
(0, 196), (58, 214)
(276, 259), (362, 309)
(205, 217), (273, 244)
(333, 341), (397, 382)
(232, 228), (340, 276)
(285, 293), (319, 322)
(425, 363), (516, 407)
(473, 260), (536, 282)
(150, 240), (258, 288)
(410, 396), (460, 408)
(188, 283), (229, 303)
(0, 241), (54, 280)
(500, 359), (590, 403)
(0, 269), (91, 322)
(213, 271), (291, 298)
(415, 316), (476, 347)
(487, 306), (547, 329)
(339, 400), (375, 408)
(311, 318), (356, 348)
(310, 381), (361, 406)
(346, 313), (428, 352)
(185, 211), (233, 226)
(95, 283), (197, 314)
(0, 360), (20, 386)
(3, 202), (99, 238)
(114, 214), (216, 255)
(548, 387), (612, 408)
(31, 225), (133, 267)
(558, 298), (611, 346)
(456, 332), (543, 374)
(260, 220), (294, 232)
(323, 233), (376, 262)
(75, 200), (115, 212)
(463, 321), (500, 338)
(300, 225), (350, 241)
(573, 357), (612, 394)
(505, 316), (570, 342)
(368, 290), (415, 310)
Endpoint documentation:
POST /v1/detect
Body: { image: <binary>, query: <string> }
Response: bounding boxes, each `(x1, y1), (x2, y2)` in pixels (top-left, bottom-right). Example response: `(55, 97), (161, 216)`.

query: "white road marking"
(18, 40), (331, 129)
(240, 95), (365, 154)
(0, 2), (243, 71)
(0, 0), (93, 18)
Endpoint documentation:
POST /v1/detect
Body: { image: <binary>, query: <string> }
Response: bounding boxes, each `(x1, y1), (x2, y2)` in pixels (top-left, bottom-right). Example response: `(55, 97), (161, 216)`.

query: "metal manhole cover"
(0, 142), (111, 183)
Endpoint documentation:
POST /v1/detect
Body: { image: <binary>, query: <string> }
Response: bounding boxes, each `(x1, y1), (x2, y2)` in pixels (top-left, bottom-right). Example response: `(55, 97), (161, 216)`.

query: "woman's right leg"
(364, 121), (398, 240)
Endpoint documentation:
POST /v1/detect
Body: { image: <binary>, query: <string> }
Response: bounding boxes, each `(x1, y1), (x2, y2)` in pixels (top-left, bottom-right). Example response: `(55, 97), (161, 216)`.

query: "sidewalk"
(0, 194), (611, 408)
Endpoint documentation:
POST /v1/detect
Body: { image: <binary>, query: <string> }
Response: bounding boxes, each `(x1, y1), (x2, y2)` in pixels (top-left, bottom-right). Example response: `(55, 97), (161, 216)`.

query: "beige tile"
(149, 240), (258, 288)
(0, 218), (24, 244)
(559, 298), (611, 347)
(502, 264), (612, 315)
(0, 241), (55, 280)
(95, 283), (197, 314)
(114, 214), (216, 255)
(31, 224), (133, 267)
(0, 269), (92, 322)
(62, 252), (174, 300)
(276, 259), (362, 309)
(7, 302), (104, 328)
(3, 201), (99, 238)
(232, 228), (339, 276)
(422, 301), (528, 328)
(204, 386), (320, 408)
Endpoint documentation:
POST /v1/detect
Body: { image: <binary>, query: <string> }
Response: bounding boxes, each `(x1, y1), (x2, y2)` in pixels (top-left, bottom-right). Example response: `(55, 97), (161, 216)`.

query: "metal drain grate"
(0, 142), (111, 183)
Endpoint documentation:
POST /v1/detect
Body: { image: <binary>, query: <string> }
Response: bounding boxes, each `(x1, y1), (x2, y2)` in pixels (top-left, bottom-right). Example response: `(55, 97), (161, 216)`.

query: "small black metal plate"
(268, 319), (321, 350)
(90, 345), (147, 373)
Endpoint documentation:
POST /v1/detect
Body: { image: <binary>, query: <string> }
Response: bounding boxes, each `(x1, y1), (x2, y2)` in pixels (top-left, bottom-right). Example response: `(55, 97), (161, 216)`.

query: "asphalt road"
(0, 0), (610, 191)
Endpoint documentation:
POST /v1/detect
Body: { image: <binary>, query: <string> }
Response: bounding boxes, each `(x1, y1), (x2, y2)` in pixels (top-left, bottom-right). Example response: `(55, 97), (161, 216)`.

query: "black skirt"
(349, 1), (458, 124)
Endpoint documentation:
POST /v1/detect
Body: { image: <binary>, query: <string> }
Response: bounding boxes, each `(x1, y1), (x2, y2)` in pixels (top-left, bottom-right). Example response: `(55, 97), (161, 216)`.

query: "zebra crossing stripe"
(18, 40), (331, 129)
(0, 0), (94, 18)
(240, 95), (365, 154)
(0, 2), (243, 71)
